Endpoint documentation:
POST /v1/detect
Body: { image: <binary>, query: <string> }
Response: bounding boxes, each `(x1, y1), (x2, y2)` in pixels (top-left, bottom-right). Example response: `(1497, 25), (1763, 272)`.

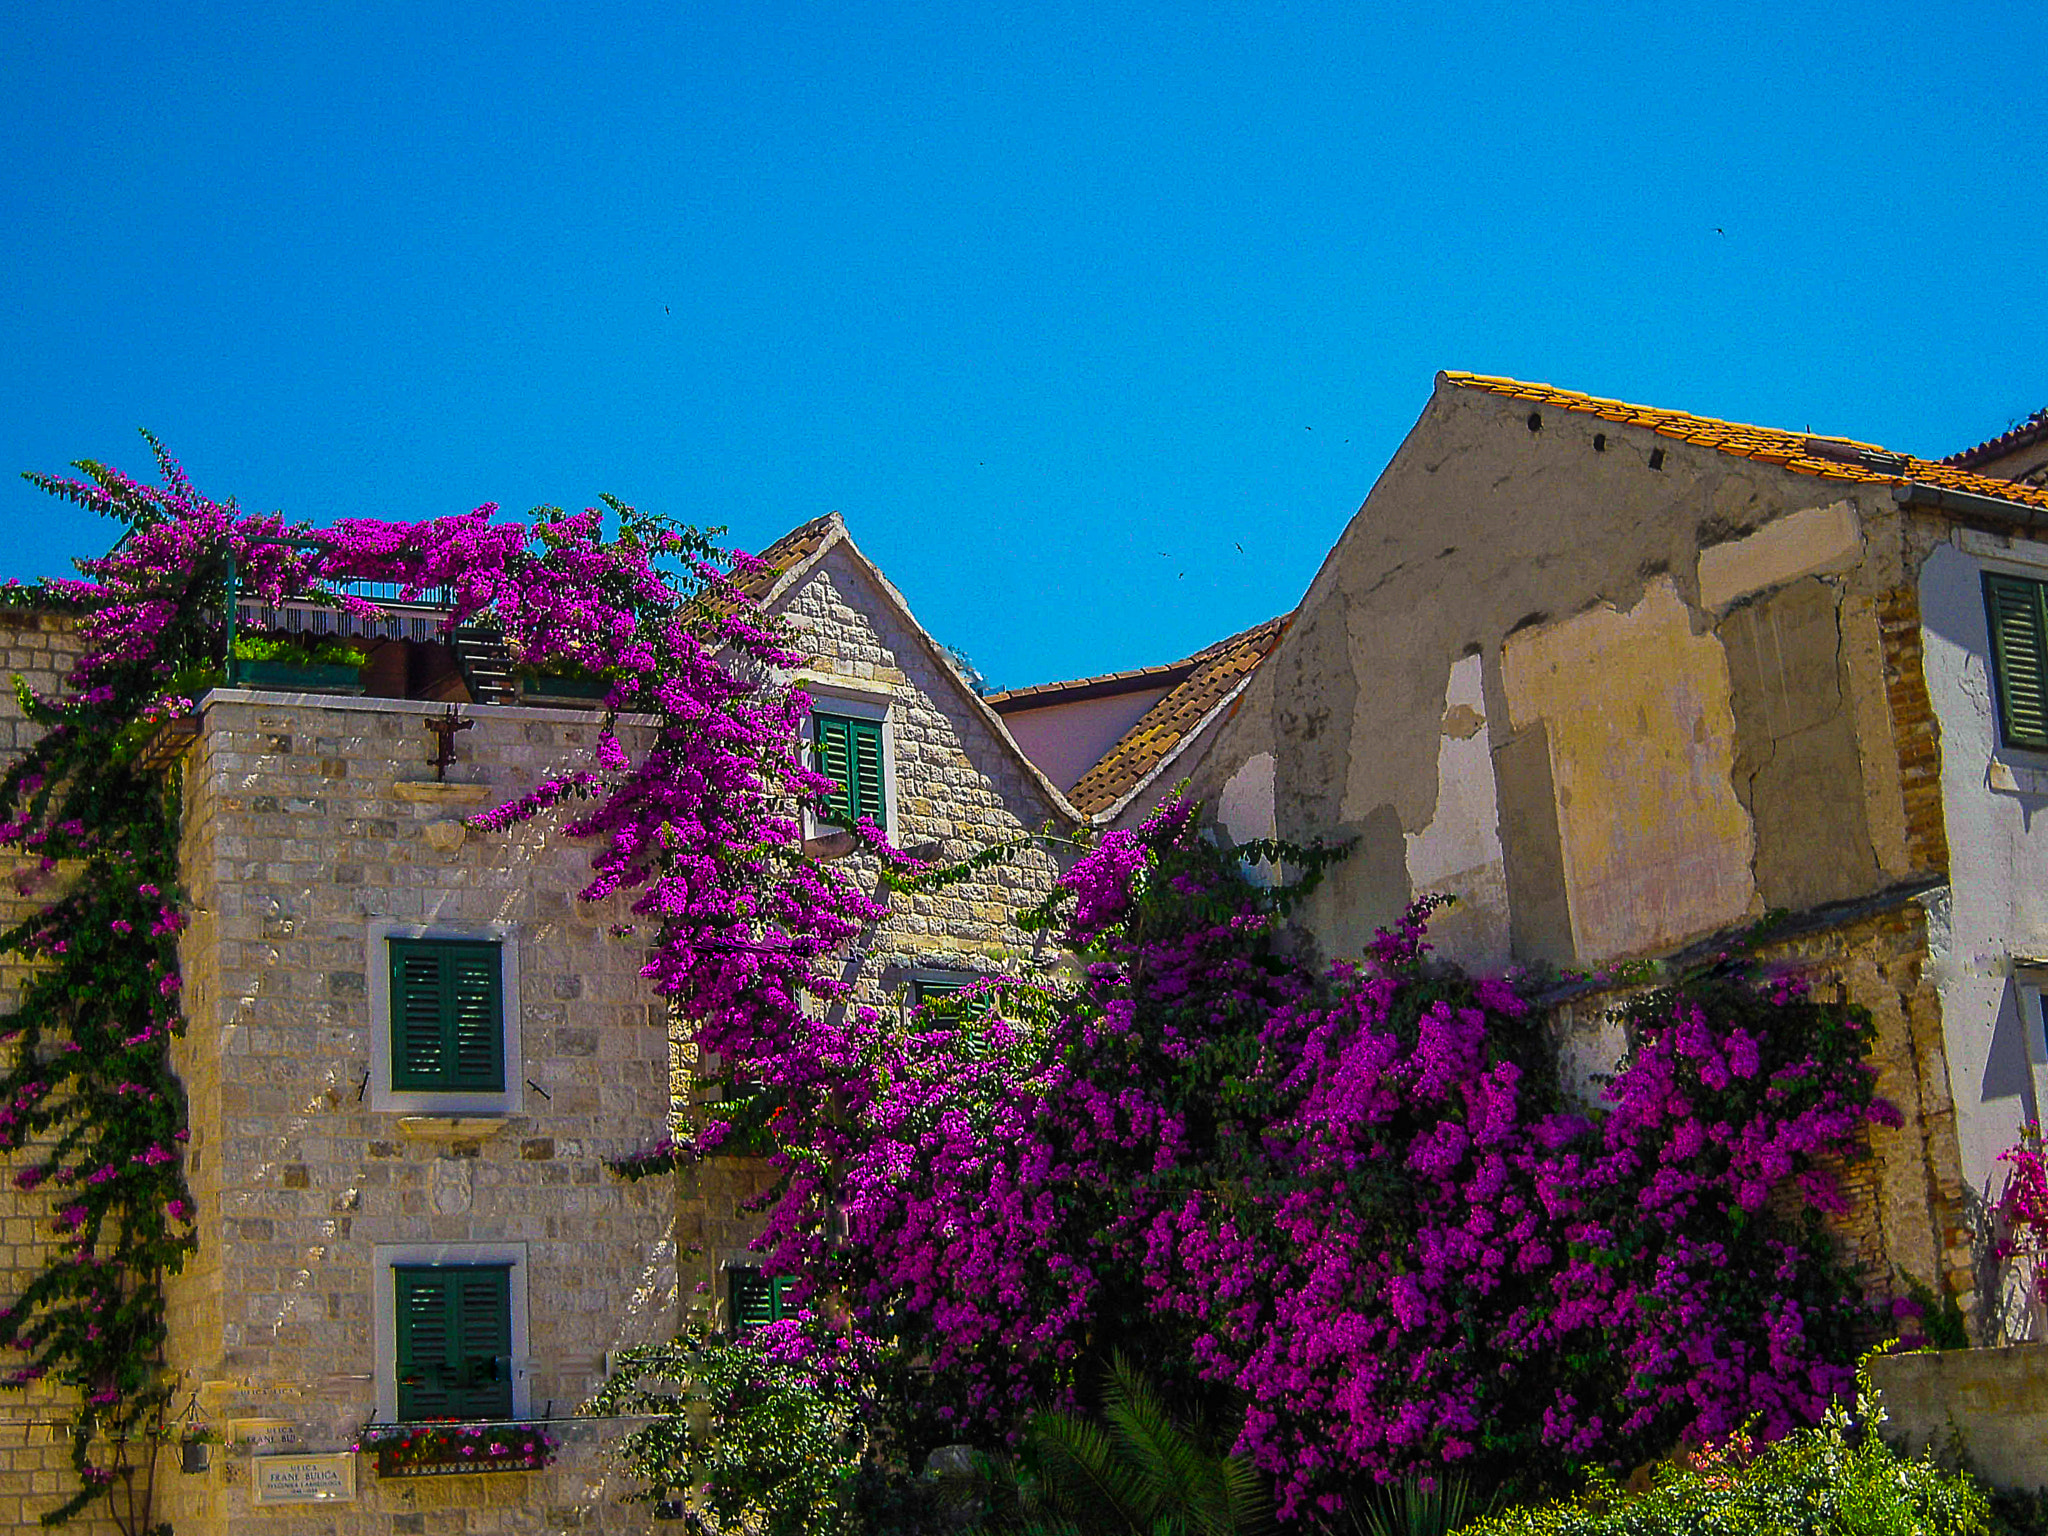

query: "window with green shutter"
(728, 1269), (797, 1335)
(812, 712), (886, 832)
(388, 939), (505, 1093)
(1985, 572), (2048, 751)
(394, 1264), (514, 1421)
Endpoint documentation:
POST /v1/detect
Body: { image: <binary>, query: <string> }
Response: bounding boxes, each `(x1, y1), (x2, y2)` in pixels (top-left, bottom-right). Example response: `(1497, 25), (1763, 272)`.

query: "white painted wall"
(1920, 534), (2048, 1206)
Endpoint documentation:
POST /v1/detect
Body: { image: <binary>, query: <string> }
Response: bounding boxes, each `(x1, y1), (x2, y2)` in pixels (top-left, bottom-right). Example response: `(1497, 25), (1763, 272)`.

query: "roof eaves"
(1943, 410), (2048, 471)
(1439, 371), (2048, 514)
(1088, 662), (1268, 827)
(774, 523), (1087, 828)
(986, 661), (1200, 712)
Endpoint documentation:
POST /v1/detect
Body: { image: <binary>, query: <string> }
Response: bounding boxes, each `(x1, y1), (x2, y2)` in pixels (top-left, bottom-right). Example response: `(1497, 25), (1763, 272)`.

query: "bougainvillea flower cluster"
(791, 803), (1895, 1515)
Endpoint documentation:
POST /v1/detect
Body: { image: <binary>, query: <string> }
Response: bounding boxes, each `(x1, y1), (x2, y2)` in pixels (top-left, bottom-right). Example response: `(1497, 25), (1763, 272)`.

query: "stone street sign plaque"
(251, 1452), (357, 1504)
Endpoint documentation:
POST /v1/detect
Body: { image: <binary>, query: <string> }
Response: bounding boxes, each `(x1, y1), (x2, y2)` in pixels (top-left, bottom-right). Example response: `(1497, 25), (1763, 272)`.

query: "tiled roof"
(1943, 409), (2048, 484)
(731, 513), (841, 600)
(1445, 373), (2048, 511)
(986, 658), (1200, 712)
(1066, 616), (1287, 817)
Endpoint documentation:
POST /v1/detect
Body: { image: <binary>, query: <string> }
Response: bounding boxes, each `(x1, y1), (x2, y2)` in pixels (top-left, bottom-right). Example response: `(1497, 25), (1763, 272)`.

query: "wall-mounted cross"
(424, 705), (473, 782)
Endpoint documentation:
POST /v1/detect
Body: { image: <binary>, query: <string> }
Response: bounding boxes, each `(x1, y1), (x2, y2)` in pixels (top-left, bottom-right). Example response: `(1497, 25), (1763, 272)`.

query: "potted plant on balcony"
(359, 1422), (558, 1477)
(228, 635), (369, 694)
(512, 661), (613, 706)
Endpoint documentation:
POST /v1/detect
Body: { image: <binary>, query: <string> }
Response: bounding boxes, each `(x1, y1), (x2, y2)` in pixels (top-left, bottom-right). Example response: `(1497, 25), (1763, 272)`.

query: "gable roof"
(1444, 372), (2048, 512)
(731, 513), (840, 602)
(986, 657), (1200, 713)
(1943, 409), (2048, 483)
(1063, 616), (1287, 818)
(733, 512), (1085, 825)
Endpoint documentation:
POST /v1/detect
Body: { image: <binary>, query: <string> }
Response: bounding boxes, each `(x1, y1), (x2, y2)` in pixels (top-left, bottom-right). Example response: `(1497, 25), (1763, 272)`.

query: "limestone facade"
(675, 521), (1077, 1332)
(0, 521), (1076, 1535)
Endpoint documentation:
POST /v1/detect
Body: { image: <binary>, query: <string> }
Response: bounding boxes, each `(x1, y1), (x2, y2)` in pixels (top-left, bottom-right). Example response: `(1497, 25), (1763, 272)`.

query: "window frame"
(373, 1242), (530, 1423)
(1983, 570), (2048, 752)
(367, 921), (523, 1116)
(799, 687), (896, 843)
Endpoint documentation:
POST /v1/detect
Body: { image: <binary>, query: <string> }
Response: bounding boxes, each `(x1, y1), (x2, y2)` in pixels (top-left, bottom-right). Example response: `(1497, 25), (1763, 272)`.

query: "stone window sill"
(395, 1116), (512, 1143)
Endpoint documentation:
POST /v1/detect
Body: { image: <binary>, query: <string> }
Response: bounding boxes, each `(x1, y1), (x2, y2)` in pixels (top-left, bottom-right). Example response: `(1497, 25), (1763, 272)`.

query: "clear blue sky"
(2, 2), (2039, 691)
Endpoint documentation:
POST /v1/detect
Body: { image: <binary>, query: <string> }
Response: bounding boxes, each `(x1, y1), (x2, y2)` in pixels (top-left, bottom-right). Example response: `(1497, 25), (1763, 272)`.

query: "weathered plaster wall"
(1919, 528), (2048, 1237)
(161, 692), (674, 1536)
(1178, 381), (1913, 976)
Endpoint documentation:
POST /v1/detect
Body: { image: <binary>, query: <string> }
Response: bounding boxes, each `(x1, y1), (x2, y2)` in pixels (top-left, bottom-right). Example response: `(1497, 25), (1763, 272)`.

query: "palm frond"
(1030, 1406), (1153, 1536)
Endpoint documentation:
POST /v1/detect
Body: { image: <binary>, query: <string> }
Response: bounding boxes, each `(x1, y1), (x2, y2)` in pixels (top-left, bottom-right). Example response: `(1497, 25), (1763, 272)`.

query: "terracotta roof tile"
(1445, 373), (2048, 511)
(985, 658), (1201, 711)
(731, 514), (840, 601)
(1944, 409), (2048, 472)
(1066, 616), (1287, 816)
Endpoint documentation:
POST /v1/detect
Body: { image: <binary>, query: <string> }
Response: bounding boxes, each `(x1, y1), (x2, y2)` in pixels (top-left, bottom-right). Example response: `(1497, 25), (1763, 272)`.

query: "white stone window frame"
(366, 919), (524, 1116)
(372, 1242), (532, 1423)
(796, 679), (899, 846)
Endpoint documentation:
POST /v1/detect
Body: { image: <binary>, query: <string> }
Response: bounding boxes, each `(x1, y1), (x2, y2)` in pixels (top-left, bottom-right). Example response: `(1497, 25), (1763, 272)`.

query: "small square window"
(728, 1269), (796, 1335)
(374, 1243), (529, 1424)
(812, 711), (887, 833)
(367, 923), (522, 1115)
(389, 939), (504, 1093)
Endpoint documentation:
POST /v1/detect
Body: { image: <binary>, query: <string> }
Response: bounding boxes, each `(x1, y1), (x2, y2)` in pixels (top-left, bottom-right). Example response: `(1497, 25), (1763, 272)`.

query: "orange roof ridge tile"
(1441, 372), (2048, 512)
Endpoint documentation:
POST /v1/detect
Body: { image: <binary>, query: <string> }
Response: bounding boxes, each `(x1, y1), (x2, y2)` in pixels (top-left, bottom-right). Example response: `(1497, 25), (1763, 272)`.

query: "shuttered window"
(812, 713), (886, 832)
(728, 1269), (796, 1335)
(1986, 573), (2048, 751)
(394, 1265), (514, 1421)
(389, 939), (504, 1093)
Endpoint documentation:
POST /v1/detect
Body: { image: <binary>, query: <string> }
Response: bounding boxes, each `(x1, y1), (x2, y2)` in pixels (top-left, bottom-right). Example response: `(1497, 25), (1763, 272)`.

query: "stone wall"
(159, 690), (676, 1536)
(1872, 1343), (2048, 1491)
(0, 612), (127, 1534)
(676, 544), (1074, 1330)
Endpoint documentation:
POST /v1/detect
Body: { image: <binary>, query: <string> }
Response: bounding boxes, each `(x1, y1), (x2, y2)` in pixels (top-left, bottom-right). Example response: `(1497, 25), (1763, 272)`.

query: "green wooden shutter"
(729, 1271), (797, 1335)
(395, 1268), (458, 1420)
(730, 1269), (775, 1334)
(1987, 573), (2048, 750)
(395, 1265), (513, 1421)
(389, 940), (504, 1093)
(813, 714), (854, 825)
(814, 714), (886, 831)
(848, 718), (884, 829)
(454, 1268), (514, 1419)
(392, 945), (448, 1088)
(448, 948), (503, 1090)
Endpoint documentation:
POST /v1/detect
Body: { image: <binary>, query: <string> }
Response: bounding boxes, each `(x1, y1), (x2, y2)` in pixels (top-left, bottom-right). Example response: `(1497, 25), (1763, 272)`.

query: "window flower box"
(227, 639), (369, 695)
(361, 1423), (557, 1478)
(233, 659), (367, 694)
(514, 670), (612, 705)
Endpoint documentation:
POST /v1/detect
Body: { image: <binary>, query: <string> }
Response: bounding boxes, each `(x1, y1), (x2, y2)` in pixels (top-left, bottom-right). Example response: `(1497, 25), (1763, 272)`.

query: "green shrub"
(229, 634), (368, 668)
(1463, 1387), (1989, 1536)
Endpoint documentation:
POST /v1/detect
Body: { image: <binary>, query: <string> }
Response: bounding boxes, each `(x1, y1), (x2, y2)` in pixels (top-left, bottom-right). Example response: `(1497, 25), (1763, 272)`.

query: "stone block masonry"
(0, 613), (129, 1536)
(678, 543), (1077, 1331)
(160, 691), (676, 1535)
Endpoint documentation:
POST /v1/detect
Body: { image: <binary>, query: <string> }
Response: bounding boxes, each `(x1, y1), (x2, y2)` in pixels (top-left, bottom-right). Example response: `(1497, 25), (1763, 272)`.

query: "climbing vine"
(0, 439), (889, 1531)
